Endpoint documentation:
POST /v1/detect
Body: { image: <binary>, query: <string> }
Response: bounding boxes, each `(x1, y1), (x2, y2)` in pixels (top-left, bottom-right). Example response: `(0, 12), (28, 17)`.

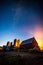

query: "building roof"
(21, 37), (35, 45)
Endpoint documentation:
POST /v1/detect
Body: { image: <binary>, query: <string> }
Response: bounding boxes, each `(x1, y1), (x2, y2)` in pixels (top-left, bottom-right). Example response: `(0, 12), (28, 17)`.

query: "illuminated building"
(13, 39), (17, 47)
(13, 39), (21, 48)
(7, 41), (11, 47)
(0, 46), (3, 51)
(20, 37), (40, 50)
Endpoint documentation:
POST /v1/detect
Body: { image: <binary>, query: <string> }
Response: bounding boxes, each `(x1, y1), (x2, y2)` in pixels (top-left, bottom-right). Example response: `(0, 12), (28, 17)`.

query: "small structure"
(13, 39), (20, 48)
(0, 46), (3, 51)
(33, 46), (40, 51)
(20, 37), (39, 50)
(15, 39), (20, 48)
(10, 42), (13, 47)
(7, 41), (11, 47)
(3, 45), (11, 51)
(3, 41), (12, 51)
(13, 39), (17, 48)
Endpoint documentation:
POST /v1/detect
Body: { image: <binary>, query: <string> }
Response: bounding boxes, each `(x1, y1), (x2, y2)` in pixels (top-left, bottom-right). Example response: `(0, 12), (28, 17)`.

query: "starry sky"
(0, 0), (43, 46)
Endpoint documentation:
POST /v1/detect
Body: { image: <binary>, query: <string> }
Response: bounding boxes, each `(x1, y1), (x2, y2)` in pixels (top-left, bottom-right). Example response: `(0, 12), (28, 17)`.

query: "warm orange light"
(34, 26), (43, 50)
(15, 39), (21, 48)
(0, 46), (3, 50)
(35, 39), (43, 50)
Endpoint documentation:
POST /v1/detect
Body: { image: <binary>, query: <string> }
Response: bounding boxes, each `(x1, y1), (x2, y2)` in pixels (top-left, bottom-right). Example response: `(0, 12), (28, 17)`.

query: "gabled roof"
(21, 37), (35, 45)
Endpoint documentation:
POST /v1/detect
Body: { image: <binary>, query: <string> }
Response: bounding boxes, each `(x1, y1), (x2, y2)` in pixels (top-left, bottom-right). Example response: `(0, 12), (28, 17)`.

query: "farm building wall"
(20, 37), (38, 49)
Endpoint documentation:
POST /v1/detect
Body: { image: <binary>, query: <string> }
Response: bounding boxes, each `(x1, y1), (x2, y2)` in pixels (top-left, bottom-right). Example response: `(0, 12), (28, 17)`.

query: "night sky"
(0, 0), (43, 46)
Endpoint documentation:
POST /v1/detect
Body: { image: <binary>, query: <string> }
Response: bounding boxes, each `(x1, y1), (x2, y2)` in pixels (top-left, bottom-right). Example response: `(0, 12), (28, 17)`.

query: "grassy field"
(0, 51), (43, 65)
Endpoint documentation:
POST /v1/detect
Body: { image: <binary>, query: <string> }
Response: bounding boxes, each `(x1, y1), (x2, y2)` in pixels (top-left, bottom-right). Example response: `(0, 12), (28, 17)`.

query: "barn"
(20, 37), (39, 50)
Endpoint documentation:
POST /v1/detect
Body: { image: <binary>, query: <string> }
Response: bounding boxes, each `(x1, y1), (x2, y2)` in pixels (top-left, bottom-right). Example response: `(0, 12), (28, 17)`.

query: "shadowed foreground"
(0, 51), (43, 65)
